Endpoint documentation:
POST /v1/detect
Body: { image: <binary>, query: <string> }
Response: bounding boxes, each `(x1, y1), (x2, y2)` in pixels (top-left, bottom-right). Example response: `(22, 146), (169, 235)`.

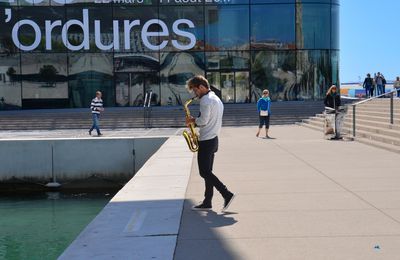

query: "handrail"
(352, 90), (396, 106)
(351, 90), (396, 137)
(143, 91), (153, 128)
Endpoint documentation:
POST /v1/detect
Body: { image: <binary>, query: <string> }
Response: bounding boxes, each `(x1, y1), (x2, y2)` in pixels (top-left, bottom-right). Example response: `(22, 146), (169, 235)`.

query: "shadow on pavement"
(174, 199), (240, 260)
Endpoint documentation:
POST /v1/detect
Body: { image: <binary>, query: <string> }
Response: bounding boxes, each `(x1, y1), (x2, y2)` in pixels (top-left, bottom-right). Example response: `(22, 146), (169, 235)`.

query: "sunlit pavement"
(175, 125), (400, 260)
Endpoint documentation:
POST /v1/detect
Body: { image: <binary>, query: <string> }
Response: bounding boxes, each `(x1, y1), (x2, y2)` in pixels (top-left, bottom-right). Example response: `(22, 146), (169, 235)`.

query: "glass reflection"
(296, 50), (330, 100)
(113, 6), (159, 53)
(21, 53), (68, 99)
(251, 4), (295, 50)
(66, 7), (113, 52)
(235, 71), (249, 103)
(68, 53), (113, 107)
(296, 3), (331, 49)
(114, 53), (159, 72)
(0, 7), (19, 53)
(206, 51), (249, 70)
(205, 5), (249, 51)
(0, 54), (21, 109)
(115, 72), (160, 106)
(160, 52), (204, 105)
(159, 6), (205, 51)
(17, 7), (66, 52)
(251, 51), (296, 101)
(331, 4), (339, 50)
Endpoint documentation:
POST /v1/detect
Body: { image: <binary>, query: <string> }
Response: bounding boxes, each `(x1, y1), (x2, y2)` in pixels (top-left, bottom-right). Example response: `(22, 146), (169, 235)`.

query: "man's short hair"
(96, 91), (102, 95)
(186, 75), (210, 90)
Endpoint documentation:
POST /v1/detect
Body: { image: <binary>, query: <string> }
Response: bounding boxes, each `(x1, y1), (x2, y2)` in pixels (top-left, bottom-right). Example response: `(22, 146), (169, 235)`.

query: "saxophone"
(183, 97), (199, 152)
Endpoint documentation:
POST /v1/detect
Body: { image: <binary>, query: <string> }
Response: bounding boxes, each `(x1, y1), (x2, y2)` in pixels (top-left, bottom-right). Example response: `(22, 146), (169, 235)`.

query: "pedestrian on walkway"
(89, 91), (104, 136)
(375, 72), (385, 96)
(185, 75), (235, 212)
(394, 76), (400, 98)
(324, 85), (341, 110)
(256, 89), (272, 138)
(363, 73), (374, 98)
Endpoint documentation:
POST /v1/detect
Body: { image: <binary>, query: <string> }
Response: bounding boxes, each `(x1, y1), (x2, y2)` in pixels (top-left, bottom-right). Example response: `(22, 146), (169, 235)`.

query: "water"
(0, 192), (114, 260)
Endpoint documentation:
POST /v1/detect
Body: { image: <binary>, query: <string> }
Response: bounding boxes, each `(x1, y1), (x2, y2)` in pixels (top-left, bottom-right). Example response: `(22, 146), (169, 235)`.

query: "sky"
(340, 0), (400, 83)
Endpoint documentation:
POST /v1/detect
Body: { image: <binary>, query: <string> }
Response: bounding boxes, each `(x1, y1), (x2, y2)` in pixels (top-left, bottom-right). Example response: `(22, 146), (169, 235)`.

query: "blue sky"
(340, 0), (400, 83)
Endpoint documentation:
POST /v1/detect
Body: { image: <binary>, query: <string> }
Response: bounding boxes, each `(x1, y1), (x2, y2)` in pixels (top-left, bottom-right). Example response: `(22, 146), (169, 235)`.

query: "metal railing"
(351, 90), (396, 137)
(143, 91), (152, 128)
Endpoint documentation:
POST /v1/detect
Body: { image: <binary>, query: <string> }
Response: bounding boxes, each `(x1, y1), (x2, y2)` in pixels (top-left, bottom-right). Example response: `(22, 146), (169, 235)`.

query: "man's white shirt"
(195, 91), (224, 141)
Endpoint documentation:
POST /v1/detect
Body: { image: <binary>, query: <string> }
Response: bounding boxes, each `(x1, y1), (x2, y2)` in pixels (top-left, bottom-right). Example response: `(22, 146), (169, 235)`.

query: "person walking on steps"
(185, 75), (235, 212)
(256, 89), (272, 138)
(89, 91), (104, 136)
(363, 73), (374, 98)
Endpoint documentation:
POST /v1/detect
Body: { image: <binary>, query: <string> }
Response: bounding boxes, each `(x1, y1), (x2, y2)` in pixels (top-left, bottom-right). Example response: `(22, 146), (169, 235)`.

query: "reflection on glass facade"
(0, 0), (339, 109)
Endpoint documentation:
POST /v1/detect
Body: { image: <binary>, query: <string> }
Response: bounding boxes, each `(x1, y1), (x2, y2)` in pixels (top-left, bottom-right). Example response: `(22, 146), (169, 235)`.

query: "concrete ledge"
(59, 137), (193, 259)
(0, 137), (167, 183)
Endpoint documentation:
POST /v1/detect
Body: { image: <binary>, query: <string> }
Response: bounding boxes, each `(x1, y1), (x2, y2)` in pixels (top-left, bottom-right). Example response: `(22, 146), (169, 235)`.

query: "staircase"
(0, 101), (324, 130)
(301, 98), (400, 153)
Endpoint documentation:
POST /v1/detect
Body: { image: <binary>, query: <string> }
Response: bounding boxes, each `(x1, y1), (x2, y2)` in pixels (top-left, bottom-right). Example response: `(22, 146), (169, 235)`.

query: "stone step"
(341, 127), (400, 146)
(299, 122), (400, 154)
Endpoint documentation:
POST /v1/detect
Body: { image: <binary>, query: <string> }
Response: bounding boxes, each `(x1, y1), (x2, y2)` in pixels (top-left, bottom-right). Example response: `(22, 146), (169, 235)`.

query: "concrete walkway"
(175, 125), (400, 260)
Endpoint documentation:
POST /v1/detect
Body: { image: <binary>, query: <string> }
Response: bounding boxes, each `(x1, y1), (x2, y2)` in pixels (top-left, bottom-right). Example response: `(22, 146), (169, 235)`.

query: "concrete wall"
(0, 137), (167, 182)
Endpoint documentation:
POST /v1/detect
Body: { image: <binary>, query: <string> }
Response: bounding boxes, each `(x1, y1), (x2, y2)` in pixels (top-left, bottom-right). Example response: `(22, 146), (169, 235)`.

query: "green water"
(0, 192), (114, 260)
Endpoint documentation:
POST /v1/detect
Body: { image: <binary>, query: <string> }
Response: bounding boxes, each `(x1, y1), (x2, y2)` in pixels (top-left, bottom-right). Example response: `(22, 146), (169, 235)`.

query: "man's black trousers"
(197, 136), (229, 205)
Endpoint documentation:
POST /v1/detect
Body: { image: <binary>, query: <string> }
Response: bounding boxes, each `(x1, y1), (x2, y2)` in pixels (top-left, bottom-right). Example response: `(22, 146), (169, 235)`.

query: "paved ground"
(175, 125), (400, 260)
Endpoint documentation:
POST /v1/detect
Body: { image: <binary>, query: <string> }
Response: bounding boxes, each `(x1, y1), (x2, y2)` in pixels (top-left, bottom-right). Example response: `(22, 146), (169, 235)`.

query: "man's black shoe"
(88, 130), (92, 135)
(192, 203), (212, 211)
(222, 193), (235, 212)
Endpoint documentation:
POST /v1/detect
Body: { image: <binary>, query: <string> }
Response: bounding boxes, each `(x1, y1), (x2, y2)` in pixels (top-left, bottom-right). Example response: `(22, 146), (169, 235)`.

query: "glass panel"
(251, 0), (294, 3)
(17, 7), (66, 52)
(297, 0), (331, 3)
(68, 53), (114, 107)
(144, 72), (160, 106)
(331, 4), (339, 50)
(115, 73), (129, 106)
(0, 0), (19, 6)
(251, 4), (295, 50)
(130, 74), (145, 106)
(331, 50), (339, 87)
(159, 6), (204, 51)
(19, 0), (50, 6)
(113, 6), (159, 53)
(251, 51), (296, 101)
(205, 5), (249, 51)
(114, 53), (159, 72)
(66, 7), (113, 52)
(21, 53), (68, 99)
(296, 50), (330, 100)
(206, 71), (222, 99)
(296, 3), (330, 49)
(235, 71), (249, 103)
(160, 52), (204, 106)
(205, 0), (249, 4)
(0, 54), (21, 109)
(206, 51), (249, 70)
(221, 72), (234, 103)
(0, 7), (19, 53)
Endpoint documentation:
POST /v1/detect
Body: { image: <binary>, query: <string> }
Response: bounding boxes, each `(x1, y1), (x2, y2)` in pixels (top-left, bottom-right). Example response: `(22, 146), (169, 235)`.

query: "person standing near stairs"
(89, 91), (104, 136)
(256, 89), (272, 138)
(394, 77), (400, 98)
(363, 73), (374, 98)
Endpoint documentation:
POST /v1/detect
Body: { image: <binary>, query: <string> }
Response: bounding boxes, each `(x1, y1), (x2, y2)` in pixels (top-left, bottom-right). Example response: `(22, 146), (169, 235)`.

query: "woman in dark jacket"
(324, 85), (341, 110)
(363, 73), (374, 98)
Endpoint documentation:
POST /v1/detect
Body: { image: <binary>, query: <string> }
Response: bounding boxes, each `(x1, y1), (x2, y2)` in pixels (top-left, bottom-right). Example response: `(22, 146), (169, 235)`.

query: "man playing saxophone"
(185, 75), (235, 211)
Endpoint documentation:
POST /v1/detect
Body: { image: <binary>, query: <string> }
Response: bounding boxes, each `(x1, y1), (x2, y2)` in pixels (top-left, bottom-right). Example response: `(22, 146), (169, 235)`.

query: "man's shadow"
(200, 210), (238, 228)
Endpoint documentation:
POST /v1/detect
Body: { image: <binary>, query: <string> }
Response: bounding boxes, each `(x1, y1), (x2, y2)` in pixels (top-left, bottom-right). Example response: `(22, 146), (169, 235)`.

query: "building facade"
(0, 0), (339, 109)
